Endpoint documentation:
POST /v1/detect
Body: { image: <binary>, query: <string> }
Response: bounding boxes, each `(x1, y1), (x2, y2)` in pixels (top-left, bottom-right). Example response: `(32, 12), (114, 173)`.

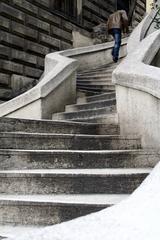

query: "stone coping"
(113, 30), (160, 99)
(60, 38), (128, 57)
(127, 15), (148, 53)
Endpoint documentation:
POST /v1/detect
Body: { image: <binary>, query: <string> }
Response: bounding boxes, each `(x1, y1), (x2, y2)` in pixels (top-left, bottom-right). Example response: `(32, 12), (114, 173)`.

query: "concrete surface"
(113, 30), (160, 148)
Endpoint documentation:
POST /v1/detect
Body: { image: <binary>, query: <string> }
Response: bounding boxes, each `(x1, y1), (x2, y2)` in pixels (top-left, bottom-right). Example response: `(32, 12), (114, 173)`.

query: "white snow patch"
(6, 162), (160, 240)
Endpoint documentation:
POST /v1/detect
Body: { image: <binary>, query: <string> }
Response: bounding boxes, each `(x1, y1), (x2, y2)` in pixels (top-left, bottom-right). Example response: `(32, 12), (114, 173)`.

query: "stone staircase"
(52, 63), (119, 124)
(0, 61), (158, 237)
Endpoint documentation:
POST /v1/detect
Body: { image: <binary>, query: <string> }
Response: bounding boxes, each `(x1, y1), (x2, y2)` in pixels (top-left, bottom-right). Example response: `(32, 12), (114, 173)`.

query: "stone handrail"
(113, 30), (160, 148)
(127, 15), (148, 53)
(0, 53), (78, 119)
(0, 38), (127, 119)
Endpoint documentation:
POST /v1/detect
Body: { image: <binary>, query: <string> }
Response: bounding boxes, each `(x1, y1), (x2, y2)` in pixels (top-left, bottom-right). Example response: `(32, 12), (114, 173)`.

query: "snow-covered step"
(65, 99), (116, 112)
(0, 225), (43, 239)
(0, 168), (150, 194)
(0, 132), (141, 150)
(0, 194), (128, 226)
(77, 92), (116, 104)
(52, 106), (116, 121)
(0, 149), (158, 170)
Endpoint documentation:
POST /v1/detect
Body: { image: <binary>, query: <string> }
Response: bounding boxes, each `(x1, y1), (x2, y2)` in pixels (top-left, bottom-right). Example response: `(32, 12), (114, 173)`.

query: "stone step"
(70, 113), (119, 124)
(0, 149), (158, 170)
(0, 118), (109, 135)
(79, 63), (118, 74)
(77, 85), (115, 93)
(0, 168), (150, 194)
(61, 122), (119, 134)
(77, 92), (116, 104)
(77, 72), (112, 78)
(77, 76), (112, 81)
(77, 83), (115, 88)
(0, 194), (128, 226)
(52, 106), (116, 120)
(65, 99), (116, 112)
(0, 132), (141, 150)
(77, 83), (113, 90)
(78, 69), (113, 77)
(79, 65), (115, 72)
(77, 80), (112, 85)
(77, 89), (100, 98)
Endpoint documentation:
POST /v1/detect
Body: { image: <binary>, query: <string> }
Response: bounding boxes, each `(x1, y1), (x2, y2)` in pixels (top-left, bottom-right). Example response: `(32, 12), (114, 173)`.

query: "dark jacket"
(107, 10), (128, 33)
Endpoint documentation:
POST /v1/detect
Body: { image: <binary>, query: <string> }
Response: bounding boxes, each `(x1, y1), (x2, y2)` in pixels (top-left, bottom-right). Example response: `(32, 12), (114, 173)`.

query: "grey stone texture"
(0, 169), (149, 195)
(113, 23), (160, 149)
(0, 60), (158, 233)
(0, 149), (157, 170)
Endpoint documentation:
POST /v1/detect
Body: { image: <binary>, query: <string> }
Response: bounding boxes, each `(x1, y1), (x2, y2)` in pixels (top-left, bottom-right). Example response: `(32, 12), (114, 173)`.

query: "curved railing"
(0, 38), (127, 120)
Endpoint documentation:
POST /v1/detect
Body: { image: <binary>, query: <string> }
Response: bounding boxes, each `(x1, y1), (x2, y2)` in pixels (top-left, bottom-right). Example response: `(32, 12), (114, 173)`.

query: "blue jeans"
(110, 28), (121, 61)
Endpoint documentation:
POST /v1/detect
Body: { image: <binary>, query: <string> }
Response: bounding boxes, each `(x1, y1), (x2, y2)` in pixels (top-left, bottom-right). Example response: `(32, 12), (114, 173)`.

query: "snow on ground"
(0, 226), (43, 239)
(7, 162), (160, 240)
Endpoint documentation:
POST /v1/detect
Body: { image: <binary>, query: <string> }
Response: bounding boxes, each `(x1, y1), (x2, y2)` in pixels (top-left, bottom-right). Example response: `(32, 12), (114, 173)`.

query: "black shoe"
(113, 57), (118, 63)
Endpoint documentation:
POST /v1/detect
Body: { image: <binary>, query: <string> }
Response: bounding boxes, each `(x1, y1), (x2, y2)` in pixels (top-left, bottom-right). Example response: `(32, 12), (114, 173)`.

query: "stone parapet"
(113, 30), (160, 148)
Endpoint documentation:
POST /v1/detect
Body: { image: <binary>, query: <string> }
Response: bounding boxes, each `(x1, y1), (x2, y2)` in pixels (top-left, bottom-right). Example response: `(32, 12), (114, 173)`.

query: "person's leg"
(111, 29), (121, 62)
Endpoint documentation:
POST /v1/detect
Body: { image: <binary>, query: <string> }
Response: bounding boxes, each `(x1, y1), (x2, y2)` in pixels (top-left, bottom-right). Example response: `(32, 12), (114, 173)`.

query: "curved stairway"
(0, 61), (157, 237)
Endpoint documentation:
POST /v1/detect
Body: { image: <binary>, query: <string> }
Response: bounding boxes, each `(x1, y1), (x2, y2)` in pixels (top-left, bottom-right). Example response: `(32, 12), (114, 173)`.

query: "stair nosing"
(66, 98), (116, 109)
(0, 194), (129, 205)
(0, 168), (151, 176)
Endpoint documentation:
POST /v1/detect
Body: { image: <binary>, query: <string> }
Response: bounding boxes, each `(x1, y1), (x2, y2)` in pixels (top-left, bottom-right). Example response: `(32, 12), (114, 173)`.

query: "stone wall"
(0, 0), (78, 100)
(0, 0), (146, 101)
(133, 0), (146, 26)
(82, 0), (116, 30)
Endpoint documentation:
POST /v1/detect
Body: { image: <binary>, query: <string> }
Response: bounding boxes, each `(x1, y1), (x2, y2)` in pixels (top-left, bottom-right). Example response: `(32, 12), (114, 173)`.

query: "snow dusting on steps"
(6, 161), (160, 240)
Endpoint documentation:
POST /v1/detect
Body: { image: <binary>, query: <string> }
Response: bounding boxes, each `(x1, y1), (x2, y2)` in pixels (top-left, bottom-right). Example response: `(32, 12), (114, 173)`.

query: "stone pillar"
(77, 0), (83, 24)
